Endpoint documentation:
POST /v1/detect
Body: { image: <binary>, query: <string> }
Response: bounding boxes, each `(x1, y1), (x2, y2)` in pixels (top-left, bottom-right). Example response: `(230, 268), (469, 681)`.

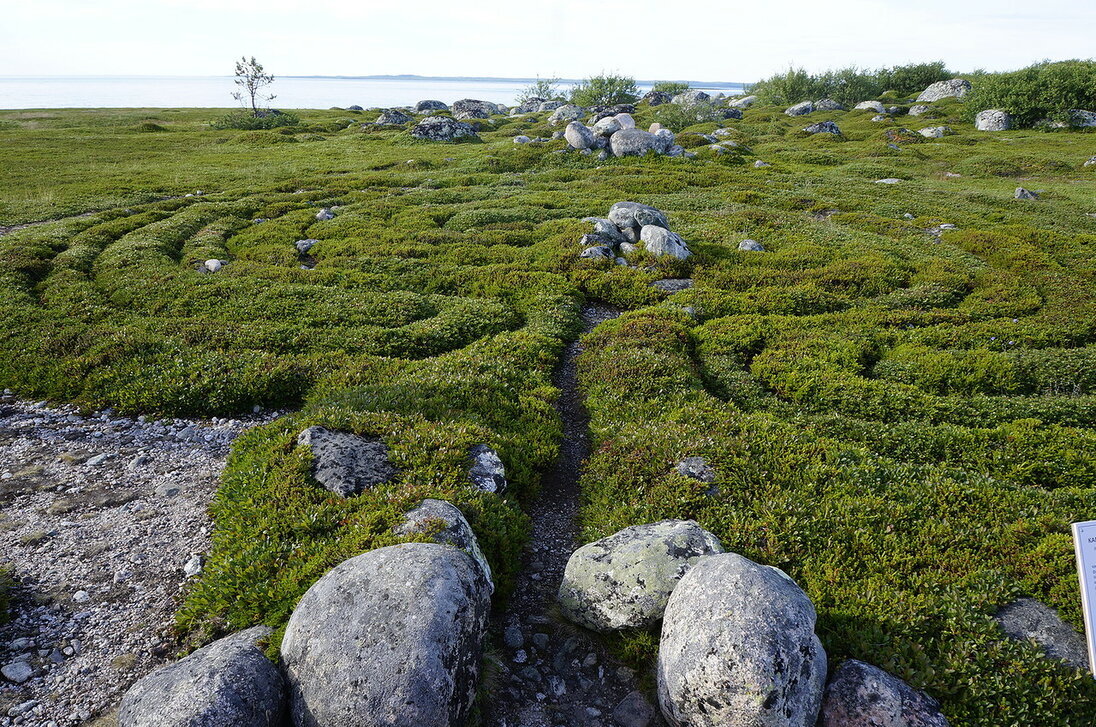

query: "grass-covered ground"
(1, 99), (1094, 724)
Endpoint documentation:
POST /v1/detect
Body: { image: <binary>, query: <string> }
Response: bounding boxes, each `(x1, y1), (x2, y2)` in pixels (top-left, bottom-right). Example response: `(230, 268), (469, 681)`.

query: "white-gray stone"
(908, 104), (930, 116)
(609, 202), (670, 231)
(738, 239), (765, 251)
(672, 90), (711, 106)
(854, 101), (885, 113)
(875, 178), (901, 184)
(918, 126), (951, 138)
(2, 662), (33, 684)
(564, 121), (595, 150)
(582, 217), (628, 244)
(814, 98), (845, 111)
(641, 225), (692, 259)
(558, 520), (724, 631)
(549, 104), (585, 126)
(395, 498), (492, 587)
(995, 597), (1089, 670)
(203, 259), (224, 273)
(975, 109), (1012, 131)
(614, 112), (636, 129)
(281, 543), (491, 727)
(295, 239), (318, 254)
(1015, 187), (1039, 200)
(414, 100), (448, 113)
(410, 116), (479, 141)
(729, 95), (758, 109)
(375, 109), (413, 125)
(657, 552), (827, 727)
(580, 245), (614, 259)
(785, 101), (814, 116)
(753, 160), (770, 168)
(315, 208), (335, 221)
(593, 116), (622, 137)
(916, 79), (971, 102)
(296, 426), (397, 498)
(118, 627), (284, 727)
(819, 659), (949, 727)
(609, 129), (665, 157)
(804, 121), (841, 135)
(468, 444), (507, 493)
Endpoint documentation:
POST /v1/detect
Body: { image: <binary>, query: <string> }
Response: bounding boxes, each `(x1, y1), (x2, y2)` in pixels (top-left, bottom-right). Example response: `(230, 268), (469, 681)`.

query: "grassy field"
(1, 99), (1094, 724)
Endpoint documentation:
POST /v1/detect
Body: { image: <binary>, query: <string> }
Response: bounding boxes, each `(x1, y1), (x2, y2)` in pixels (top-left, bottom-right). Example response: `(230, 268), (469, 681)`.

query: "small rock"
(753, 160), (770, 168)
(909, 104), (930, 116)
(375, 109), (413, 125)
(676, 455), (715, 482)
(996, 598), (1089, 670)
(394, 498), (492, 587)
(410, 116), (479, 142)
(919, 126), (951, 138)
(504, 625), (524, 650)
(738, 239), (765, 252)
(314, 208), (335, 221)
(804, 121), (841, 135)
(414, 100), (448, 113)
(875, 178), (902, 184)
(613, 690), (656, 727)
(814, 98), (845, 111)
(203, 259), (225, 273)
(1015, 187), (1039, 200)
(183, 555), (202, 578)
(295, 239), (318, 254)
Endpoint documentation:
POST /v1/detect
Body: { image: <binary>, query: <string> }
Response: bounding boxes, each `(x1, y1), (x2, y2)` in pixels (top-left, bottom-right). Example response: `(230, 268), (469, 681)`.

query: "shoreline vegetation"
(1, 58), (1095, 725)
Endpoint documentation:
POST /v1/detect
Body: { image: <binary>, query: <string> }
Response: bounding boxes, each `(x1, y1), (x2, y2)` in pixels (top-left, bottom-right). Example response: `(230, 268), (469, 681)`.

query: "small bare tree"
(232, 56), (276, 117)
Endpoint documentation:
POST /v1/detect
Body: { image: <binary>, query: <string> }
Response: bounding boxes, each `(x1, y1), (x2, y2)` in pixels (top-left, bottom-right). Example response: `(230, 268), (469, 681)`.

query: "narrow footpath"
(486, 303), (660, 727)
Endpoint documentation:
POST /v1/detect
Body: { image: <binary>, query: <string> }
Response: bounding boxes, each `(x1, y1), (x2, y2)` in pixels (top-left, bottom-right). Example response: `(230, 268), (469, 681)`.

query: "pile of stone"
(410, 115), (480, 142)
(557, 517), (952, 727)
(510, 97), (565, 115)
(577, 201), (692, 262)
(562, 113), (688, 159)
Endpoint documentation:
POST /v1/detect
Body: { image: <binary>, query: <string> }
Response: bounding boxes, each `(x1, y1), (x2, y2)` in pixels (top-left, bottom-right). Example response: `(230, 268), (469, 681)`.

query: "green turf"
(1, 99), (1094, 723)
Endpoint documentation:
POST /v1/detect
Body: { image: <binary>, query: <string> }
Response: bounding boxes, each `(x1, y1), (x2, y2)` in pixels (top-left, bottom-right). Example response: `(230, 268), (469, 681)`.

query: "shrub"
(752, 62), (953, 105)
(569, 73), (639, 106)
(653, 102), (729, 130)
(210, 110), (301, 130)
(963, 60), (1096, 127)
(652, 81), (690, 96)
(517, 76), (564, 104)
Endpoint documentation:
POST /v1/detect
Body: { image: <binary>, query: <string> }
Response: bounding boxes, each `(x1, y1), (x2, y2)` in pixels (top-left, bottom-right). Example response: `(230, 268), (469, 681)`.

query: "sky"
(2, 0), (1094, 82)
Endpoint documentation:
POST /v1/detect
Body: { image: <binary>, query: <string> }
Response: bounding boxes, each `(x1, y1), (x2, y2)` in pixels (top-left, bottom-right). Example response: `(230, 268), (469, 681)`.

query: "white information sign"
(1072, 520), (1096, 675)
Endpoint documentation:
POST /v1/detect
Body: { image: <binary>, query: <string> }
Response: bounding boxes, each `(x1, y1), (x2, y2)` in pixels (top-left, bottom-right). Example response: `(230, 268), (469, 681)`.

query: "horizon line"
(0, 73), (751, 86)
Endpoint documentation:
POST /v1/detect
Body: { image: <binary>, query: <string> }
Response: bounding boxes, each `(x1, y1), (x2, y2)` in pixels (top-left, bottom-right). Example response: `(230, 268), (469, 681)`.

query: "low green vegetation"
(964, 60), (1096, 127)
(1, 79), (1095, 723)
(751, 61), (953, 104)
(569, 73), (639, 106)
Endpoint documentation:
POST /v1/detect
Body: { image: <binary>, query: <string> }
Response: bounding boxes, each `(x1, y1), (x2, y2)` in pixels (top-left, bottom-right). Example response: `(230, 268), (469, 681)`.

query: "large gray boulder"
(996, 597), (1089, 670)
(451, 99), (501, 119)
(657, 553), (827, 727)
(538, 100), (564, 112)
(593, 115), (623, 137)
(609, 128), (666, 157)
(549, 104), (585, 125)
(582, 216), (628, 244)
(609, 201), (670, 231)
(395, 498), (492, 587)
(414, 100), (448, 113)
(919, 126), (952, 138)
(643, 90), (672, 106)
(375, 109), (413, 125)
(729, 94), (758, 109)
(975, 109), (1012, 131)
(804, 121), (842, 135)
(513, 96), (547, 114)
(410, 116), (479, 141)
(297, 426), (397, 498)
(815, 98), (845, 111)
(118, 627), (284, 727)
(641, 225), (692, 259)
(785, 101), (814, 116)
(282, 543), (491, 727)
(1066, 109), (1096, 127)
(558, 520), (723, 632)
(672, 90), (711, 106)
(564, 120), (595, 150)
(855, 100), (885, 113)
(819, 660), (949, 727)
(916, 79), (971, 102)
(468, 444), (507, 493)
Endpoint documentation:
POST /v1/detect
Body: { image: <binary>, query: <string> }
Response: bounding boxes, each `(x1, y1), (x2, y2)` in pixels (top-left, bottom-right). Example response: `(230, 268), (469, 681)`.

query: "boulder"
(1066, 109), (1096, 127)
(815, 98), (845, 111)
(581, 245), (615, 259)
(785, 101), (814, 116)
(564, 121), (595, 150)
(855, 100), (885, 113)
(804, 121), (842, 135)
(653, 128), (676, 152)
(819, 659), (949, 727)
(593, 115), (623, 137)
(614, 690), (657, 727)
(728, 94), (758, 109)
(414, 100), (448, 113)
(722, 107), (744, 120)
(315, 208), (335, 221)
(558, 520), (724, 631)
(394, 498), (492, 587)
(916, 79), (971, 102)
(375, 109), (413, 125)
(297, 426), (397, 498)
(975, 109), (1012, 131)
(513, 96), (546, 114)
(512, 135), (531, 144)
(282, 544), (491, 727)
(643, 90), (672, 106)
(657, 552), (827, 727)
(468, 444), (507, 493)
(908, 104), (930, 116)
(538, 100), (564, 112)
(641, 225), (692, 259)
(203, 259), (225, 273)
(738, 239), (765, 251)
(582, 217), (628, 244)
(347, 105), (363, 111)
(410, 116), (479, 142)
(609, 129), (665, 157)
(919, 126), (951, 138)
(452, 99), (501, 119)
(589, 104), (638, 123)
(672, 90), (711, 106)
(118, 627), (284, 727)
(295, 239), (318, 254)
(614, 112), (637, 129)
(609, 201), (670, 231)
(753, 160), (770, 168)
(995, 597), (1089, 670)
(1015, 187), (1039, 200)
(549, 104), (585, 125)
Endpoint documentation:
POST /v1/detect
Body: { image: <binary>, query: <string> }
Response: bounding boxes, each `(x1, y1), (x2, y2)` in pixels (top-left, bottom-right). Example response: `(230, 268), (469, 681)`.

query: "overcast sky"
(3, 0), (1093, 81)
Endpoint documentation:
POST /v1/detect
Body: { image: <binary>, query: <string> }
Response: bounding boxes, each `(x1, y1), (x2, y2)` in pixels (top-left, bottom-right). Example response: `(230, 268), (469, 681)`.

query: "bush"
(963, 60), (1096, 127)
(517, 76), (564, 104)
(653, 101), (729, 130)
(752, 62), (953, 105)
(652, 81), (690, 96)
(210, 110), (301, 130)
(569, 73), (639, 107)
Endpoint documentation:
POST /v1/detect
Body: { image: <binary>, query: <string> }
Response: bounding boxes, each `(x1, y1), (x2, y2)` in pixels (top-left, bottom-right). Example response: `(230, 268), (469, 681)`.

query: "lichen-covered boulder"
(582, 217), (628, 244)
(513, 96), (547, 114)
(580, 244), (615, 259)
(919, 126), (951, 138)
(785, 101), (814, 116)
(118, 627), (284, 727)
(468, 444), (507, 493)
(609, 129), (664, 157)
(410, 116), (479, 141)
(657, 552), (827, 727)
(538, 100), (564, 112)
(819, 660), (949, 727)
(855, 100), (885, 113)
(672, 90), (711, 106)
(395, 498), (492, 587)
(549, 104), (585, 125)
(995, 597), (1089, 670)
(614, 112), (637, 129)
(593, 115), (623, 137)
(975, 109), (1012, 131)
(908, 104), (930, 116)
(414, 100), (448, 113)
(375, 109), (413, 125)
(282, 543), (491, 727)
(558, 520), (723, 631)
(804, 121), (842, 135)
(609, 201), (670, 231)
(297, 426), (397, 498)
(917, 78), (971, 102)
(451, 98), (501, 119)
(641, 225), (692, 259)
(729, 94), (757, 109)
(564, 120), (595, 149)
(814, 98), (845, 111)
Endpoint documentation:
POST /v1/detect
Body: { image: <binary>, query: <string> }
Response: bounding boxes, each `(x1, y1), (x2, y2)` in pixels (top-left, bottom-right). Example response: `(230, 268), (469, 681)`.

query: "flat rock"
(819, 659), (949, 727)
(281, 543), (491, 727)
(118, 626), (284, 727)
(297, 426), (396, 498)
(651, 279), (694, 293)
(996, 597), (1089, 670)
(558, 519), (724, 632)
(657, 552), (827, 727)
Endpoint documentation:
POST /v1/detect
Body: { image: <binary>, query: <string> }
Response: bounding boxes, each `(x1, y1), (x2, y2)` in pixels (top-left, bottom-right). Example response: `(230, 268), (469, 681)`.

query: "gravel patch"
(0, 394), (275, 726)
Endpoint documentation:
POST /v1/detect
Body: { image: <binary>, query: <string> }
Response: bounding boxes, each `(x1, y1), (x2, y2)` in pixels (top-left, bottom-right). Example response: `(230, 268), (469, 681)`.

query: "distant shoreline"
(0, 74), (750, 88)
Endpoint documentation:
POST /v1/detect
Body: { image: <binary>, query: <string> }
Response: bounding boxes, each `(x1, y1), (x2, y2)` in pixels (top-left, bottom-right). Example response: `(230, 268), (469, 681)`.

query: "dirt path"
(485, 303), (660, 727)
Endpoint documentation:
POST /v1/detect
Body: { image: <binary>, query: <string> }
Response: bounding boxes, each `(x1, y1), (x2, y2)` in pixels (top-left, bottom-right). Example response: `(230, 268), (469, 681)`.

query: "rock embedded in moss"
(608, 201), (670, 231)
(410, 115), (479, 142)
(468, 444), (507, 493)
(805, 121), (842, 135)
(785, 100), (815, 116)
(819, 659), (948, 727)
(995, 597), (1089, 671)
(558, 519), (723, 631)
(548, 104), (585, 125)
(855, 100), (885, 113)
(375, 109), (413, 126)
(296, 426), (396, 498)
(975, 109), (1013, 131)
(657, 552), (827, 727)
(413, 99), (448, 113)
(641, 225), (692, 260)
